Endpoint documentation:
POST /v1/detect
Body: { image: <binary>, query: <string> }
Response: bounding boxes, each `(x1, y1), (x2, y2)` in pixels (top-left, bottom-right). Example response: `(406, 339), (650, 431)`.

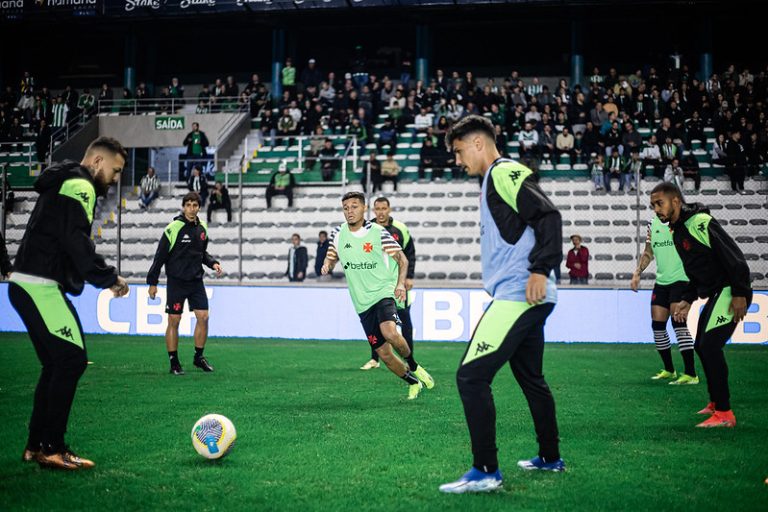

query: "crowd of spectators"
(3, 60), (768, 191)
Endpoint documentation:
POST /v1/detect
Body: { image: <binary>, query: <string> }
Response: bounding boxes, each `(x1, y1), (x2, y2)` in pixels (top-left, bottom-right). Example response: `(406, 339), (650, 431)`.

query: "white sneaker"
(359, 359), (380, 370)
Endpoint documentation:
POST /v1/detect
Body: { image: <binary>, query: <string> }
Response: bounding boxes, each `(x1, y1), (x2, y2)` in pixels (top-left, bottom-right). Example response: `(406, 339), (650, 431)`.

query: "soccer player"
(439, 116), (564, 494)
(650, 182), (752, 428)
(359, 196), (417, 371)
(630, 213), (698, 385)
(8, 137), (130, 470)
(147, 192), (223, 375)
(321, 191), (434, 399)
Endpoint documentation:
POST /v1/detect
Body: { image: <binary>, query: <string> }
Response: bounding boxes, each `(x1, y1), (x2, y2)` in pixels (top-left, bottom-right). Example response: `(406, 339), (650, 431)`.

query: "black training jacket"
(147, 214), (218, 285)
(12, 161), (117, 295)
(670, 203), (752, 303)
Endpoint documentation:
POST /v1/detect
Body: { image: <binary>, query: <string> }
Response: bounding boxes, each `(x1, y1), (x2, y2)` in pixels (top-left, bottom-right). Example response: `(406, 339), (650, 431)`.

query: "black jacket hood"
(677, 202), (710, 224)
(34, 160), (98, 195)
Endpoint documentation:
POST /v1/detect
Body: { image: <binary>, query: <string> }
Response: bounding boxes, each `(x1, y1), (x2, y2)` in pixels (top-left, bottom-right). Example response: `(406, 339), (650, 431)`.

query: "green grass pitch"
(1, 333), (767, 511)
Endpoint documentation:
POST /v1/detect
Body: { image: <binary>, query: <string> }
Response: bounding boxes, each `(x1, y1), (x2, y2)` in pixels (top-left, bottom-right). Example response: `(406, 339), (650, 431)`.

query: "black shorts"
(651, 281), (689, 309)
(358, 298), (400, 350)
(166, 277), (208, 314)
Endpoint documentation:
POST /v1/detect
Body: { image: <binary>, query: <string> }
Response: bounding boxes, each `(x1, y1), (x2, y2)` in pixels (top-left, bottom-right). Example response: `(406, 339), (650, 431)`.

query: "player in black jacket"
(147, 192), (222, 375)
(650, 182), (752, 428)
(359, 196), (418, 371)
(8, 137), (129, 470)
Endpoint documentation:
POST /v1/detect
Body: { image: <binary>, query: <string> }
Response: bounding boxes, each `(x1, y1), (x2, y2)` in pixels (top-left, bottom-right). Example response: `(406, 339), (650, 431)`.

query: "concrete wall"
(98, 113), (240, 148)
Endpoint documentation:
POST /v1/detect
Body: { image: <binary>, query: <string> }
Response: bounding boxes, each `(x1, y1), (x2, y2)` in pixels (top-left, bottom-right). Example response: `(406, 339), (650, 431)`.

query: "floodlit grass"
(1, 334), (766, 511)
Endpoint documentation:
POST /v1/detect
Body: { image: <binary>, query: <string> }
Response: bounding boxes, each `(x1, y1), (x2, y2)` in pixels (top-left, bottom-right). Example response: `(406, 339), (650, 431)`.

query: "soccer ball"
(191, 414), (236, 460)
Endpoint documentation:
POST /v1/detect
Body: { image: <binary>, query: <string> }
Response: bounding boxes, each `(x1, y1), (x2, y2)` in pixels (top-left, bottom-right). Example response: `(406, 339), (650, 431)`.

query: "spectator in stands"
(380, 151), (400, 191)
(187, 166), (209, 207)
(664, 157), (685, 190)
(266, 160), (295, 208)
(51, 96), (68, 128)
(77, 88), (95, 117)
(99, 83), (113, 102)
(566, 234), (589, 285)
(641, 134), (664, 178)
(301, 58), (322, 90)
(710, 132), (728, 166)
(286, 233), (308, 283)
(282, 58), (296, 98)
(319, 139), (339, 181)
(418, 137), (440, 181)
(621, 122), (642, 154)
(7, 117), (23, 150)
(660, 136), (678, 166)
(725, 131), (747, 192)
(745, 132), (764, 177)
(207, 181), (232, 223)
(572, 130), (585, 164)
(183, 122), (210, 178)
(539, 124), (556, 163)
(277, 107), (297, 145)
(139, 166), (160, 209)
(315, 230), (331, 279)
(581, 121), (600, 158)
(377, 119), (397, 153)
(169, 77), (184, 101)
(224, 76), (239, 99)
(555, 126), (574, 165)
(590, 153), (606, 190)
(603, 121), (622, 156)
(135, 82), (149, 108)
(518, 121), (539, 160)
(259, 108), (277, 147)
(622, 148), (642, 192)
(681, 152), (701, 191)
(34, 119), (51, 163)
(196, 100), (209, 114)
(414, 107), (433, 135)
(361, 150), (382, 192)
(494, 124), (509, 158)
(604, 147), (623, 191)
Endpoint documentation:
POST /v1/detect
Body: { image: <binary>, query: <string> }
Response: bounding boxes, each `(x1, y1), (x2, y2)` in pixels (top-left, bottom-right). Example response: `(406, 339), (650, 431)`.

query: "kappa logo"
(716, 315), (728, 325)
(475, 341), (493, 355)
(508, 169), (523, 185)
(56, 326), (74, 340)
(344, 243), (352, 249)
(697, 222), (706, 233)
(76, 191), (90, 204)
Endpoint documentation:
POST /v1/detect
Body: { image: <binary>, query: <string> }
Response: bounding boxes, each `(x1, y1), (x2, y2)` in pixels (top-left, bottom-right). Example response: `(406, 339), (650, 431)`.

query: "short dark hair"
(86, 136), (128, 161)
(374, 197), (390, 206)
(319, 230), (328, 237)
(341, 191), (365, 204)
(182, 192), (201, 206)
(651, 182), (683, 200)
(292, 233), (301, 239)
(445, 114), (496, 150)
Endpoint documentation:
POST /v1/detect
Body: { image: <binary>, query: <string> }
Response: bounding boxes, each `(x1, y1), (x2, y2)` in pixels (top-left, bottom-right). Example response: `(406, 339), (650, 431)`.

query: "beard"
(92, 170), (113, 197)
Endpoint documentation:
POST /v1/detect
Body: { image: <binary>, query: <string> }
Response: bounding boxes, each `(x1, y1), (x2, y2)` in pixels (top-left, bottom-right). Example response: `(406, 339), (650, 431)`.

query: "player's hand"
(525, 273), (547, 305)
(213, 263), (223, 276)
(730, 296), (748, 324)
(111, 276), (129, 298)
(630, 272), (640, 292)
(148, 285), (158, 299)
(321, 263), (330, 275)
(405, 278), (414, 291)
(395, 285), (406, 303)
(672, 301), (691, 323)
(574, 262), (581, 269)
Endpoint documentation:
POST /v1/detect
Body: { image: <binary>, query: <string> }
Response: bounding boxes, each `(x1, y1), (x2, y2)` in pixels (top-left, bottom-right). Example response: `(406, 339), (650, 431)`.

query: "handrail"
(48, 111), (88, 165)
(97, 96), (247, 116)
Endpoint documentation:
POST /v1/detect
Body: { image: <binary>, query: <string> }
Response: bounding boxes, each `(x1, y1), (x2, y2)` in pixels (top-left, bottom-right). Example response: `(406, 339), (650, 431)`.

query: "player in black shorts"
(358, 297), (400, 351)
(147, 192), (222, 375)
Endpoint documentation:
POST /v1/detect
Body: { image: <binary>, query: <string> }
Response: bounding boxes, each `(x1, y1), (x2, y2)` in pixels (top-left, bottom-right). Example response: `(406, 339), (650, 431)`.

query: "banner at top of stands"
(1, 0), (583, 21)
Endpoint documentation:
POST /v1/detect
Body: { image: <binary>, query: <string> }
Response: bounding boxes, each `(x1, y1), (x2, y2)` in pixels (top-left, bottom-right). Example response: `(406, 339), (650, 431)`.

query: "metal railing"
(96, 96), (248, 116)
(48, 111), (89, 165)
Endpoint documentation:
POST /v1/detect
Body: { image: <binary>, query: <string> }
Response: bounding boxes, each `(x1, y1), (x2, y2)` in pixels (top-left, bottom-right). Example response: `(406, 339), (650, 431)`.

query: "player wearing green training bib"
(650, 182), (752, 428)
(321, 191), (434, 400)
(631, 215), (697, 385)
(8, 137), (130, 470)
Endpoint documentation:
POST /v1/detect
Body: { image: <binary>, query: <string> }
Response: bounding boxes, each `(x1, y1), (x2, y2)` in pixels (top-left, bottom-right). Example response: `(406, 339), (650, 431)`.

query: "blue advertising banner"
(2, 283), (766, 344)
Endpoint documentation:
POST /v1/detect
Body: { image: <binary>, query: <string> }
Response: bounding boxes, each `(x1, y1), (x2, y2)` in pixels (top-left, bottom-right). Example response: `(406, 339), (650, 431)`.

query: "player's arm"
(147, 231), (171, 289)
(321, 227), (339, 274)
(516, 177), (562, 278)
(58, 191), (119, 290)
(708, 219), (751, 322)
(382, 229), (408, 302)
(631, 241), (654, 292)
(402, 233), (416, 282)
(202, 236), (222, 276)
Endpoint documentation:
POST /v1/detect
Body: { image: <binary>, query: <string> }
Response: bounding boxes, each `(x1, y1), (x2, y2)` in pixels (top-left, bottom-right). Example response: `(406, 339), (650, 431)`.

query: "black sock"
(195, 347), (204, 359)
(405, 355), (418, 372)
(168, 351), (179, 364)
(473, 463), (499, 474)
(401, 371), (419, 385)
(658, 348), (674, 372)
(681, 349), (696, 377)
